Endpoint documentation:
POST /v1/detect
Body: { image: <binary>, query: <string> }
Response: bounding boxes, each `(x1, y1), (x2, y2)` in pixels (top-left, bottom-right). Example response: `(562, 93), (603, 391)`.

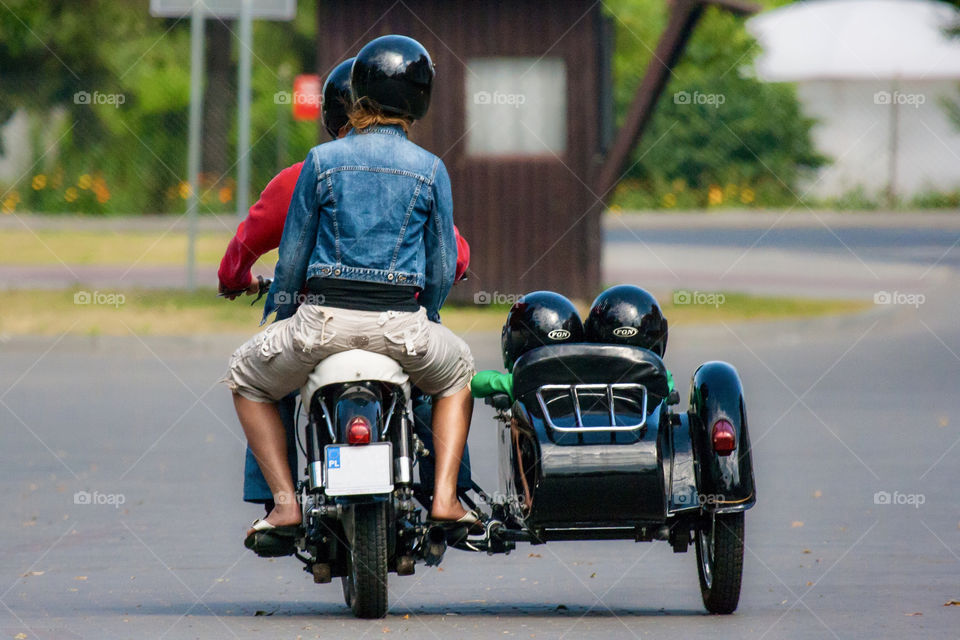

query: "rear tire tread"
(349, 503), (388, 619)
(697, 512), (744, 614)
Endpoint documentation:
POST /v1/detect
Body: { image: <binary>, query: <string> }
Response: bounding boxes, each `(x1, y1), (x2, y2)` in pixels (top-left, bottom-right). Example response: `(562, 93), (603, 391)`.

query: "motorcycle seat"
(301, 349), (410, 402)
(512, 344), (671, 410)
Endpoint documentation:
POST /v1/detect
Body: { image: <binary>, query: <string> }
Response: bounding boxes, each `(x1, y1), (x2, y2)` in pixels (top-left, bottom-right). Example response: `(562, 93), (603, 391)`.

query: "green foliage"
(604, 0), (826, 209)
(815, 186), (881, 211)
(0, 0), (319, 215)
(908, 188), (960, 209)
(2, 0), (827, 214)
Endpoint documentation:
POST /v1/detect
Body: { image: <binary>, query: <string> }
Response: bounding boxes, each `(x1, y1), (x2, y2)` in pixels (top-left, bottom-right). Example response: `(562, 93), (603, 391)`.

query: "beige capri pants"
(224, 304), (476, 404)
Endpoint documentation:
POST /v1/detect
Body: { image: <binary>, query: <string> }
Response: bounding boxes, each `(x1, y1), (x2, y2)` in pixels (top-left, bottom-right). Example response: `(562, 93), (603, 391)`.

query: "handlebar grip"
(249, 275), (272, 306)
(257, 275), (272, 295)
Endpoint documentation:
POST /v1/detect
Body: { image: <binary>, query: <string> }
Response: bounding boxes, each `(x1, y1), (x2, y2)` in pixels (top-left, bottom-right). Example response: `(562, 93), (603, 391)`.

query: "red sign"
(292, 74), (321, 121)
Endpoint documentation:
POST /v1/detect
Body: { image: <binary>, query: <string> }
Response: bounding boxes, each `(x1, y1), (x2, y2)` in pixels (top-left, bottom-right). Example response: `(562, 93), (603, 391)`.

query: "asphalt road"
(604, 212), (960, 299)
(2, 216), (960, 639)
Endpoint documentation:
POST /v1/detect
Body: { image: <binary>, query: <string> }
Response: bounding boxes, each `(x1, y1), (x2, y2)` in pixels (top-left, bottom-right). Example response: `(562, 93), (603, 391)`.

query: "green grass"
(0, 229), (277, 268)
(661, 291), (870, 324)
(0, 288), (871, 336)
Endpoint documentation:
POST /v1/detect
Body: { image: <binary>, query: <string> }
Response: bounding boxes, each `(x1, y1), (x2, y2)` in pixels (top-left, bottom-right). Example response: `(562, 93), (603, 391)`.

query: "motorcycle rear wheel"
(342, 502), (388, 619)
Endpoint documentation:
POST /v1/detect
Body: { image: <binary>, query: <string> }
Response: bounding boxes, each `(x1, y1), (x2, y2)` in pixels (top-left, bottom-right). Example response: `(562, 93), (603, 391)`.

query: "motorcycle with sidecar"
(256, 283), (756, 618)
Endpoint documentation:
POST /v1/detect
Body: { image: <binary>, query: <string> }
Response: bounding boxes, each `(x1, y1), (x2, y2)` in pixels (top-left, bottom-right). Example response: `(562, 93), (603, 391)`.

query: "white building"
(748, 0), (960, 200)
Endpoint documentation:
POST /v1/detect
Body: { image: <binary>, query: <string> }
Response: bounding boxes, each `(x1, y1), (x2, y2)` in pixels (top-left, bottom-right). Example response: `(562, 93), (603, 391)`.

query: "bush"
(0, 0), (319, 215)
(604, 0), (826, 209)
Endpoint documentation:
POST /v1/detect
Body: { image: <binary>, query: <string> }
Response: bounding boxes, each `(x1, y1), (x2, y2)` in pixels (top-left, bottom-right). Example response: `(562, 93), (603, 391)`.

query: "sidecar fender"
(689, 362), (756, 513)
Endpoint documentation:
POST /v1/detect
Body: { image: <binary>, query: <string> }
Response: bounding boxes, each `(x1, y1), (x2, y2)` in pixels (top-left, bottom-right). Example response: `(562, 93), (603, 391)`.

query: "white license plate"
(324, 442), (393, 496)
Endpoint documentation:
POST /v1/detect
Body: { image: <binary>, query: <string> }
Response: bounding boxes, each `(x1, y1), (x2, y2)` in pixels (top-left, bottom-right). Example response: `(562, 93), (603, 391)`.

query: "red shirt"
(219, 162), (470, 291)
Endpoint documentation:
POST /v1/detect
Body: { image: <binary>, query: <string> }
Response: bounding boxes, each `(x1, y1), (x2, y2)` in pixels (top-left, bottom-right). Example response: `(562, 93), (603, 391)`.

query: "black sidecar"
(482, 343), (756, 614)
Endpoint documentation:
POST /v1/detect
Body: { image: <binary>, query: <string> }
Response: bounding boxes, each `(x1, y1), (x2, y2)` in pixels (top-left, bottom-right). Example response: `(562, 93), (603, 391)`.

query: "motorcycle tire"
(696, 511), (744, 614)
(342, 502), (388, 618)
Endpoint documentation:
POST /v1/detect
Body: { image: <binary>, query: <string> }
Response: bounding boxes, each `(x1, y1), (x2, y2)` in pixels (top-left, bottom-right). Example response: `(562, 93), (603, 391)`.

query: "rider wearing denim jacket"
(227, 36), (479, 551)
(263, 123), (456, 326)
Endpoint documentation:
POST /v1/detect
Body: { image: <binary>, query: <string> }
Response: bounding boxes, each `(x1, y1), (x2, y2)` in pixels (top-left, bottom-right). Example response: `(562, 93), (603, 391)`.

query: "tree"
(0, 0), (319, 214)
(604, 0), (824, 208)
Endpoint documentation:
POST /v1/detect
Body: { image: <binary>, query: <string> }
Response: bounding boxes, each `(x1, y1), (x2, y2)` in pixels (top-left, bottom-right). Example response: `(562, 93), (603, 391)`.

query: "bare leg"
(233, 393), (301, 535)
(429, 386), (473, 520)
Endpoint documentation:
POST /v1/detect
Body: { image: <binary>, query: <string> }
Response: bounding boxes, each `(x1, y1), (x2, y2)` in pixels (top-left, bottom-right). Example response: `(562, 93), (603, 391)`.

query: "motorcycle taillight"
(347, 416), (372, 445)
(711, 419), (736, 456)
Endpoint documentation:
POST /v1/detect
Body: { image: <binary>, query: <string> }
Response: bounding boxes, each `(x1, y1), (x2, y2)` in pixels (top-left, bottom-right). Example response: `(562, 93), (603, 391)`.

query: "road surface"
(2, 213), (959, 638)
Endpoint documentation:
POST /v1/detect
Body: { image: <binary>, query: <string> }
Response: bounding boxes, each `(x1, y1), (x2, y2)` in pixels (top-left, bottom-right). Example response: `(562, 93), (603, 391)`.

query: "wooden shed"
(316, 0), (755, 302)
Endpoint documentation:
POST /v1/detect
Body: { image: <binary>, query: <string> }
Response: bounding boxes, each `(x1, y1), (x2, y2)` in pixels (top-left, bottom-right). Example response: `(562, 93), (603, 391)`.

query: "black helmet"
(585, 285), (668, 357)
(351, 35), (434, 120)
(501, 291), (584, 371)
(322, 57), (355, 139)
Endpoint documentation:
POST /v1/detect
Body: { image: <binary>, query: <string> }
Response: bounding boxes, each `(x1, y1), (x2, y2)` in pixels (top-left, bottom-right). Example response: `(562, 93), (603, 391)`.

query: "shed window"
(466, 57), (567, 156)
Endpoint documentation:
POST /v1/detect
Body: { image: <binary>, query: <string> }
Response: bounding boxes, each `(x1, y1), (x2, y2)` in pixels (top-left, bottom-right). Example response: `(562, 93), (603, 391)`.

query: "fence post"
(186, 2), (205, 291)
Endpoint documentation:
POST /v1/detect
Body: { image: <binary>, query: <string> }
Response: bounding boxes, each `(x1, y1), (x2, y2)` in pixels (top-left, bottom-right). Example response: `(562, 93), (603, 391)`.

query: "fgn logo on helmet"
(547, 329), (571, 341)
(612, 326), (638, 338)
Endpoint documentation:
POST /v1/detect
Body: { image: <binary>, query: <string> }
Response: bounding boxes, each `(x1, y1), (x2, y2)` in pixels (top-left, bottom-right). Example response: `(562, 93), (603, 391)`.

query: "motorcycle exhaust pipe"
(394, 413), (413, 485)
(420, 526), (447, 567)
(308, 460), (324, 491)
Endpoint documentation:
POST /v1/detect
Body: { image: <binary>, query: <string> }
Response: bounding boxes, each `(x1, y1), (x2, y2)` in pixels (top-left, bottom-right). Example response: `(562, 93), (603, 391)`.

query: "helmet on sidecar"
(322, 57), (355, 139)
(501, 291), (584, 371)
(351, 35), (435, 121)
(584, 285), (668, 357)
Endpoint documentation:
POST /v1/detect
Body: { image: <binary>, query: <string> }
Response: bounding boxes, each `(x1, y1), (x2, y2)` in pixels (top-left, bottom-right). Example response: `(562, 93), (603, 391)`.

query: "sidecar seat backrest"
(512, 344), (670, 407)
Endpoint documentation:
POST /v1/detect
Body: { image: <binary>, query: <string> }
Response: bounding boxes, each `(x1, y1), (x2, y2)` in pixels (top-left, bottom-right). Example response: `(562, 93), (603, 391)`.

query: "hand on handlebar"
(219, 276), (272, 306)
(218, 278), (260, 300)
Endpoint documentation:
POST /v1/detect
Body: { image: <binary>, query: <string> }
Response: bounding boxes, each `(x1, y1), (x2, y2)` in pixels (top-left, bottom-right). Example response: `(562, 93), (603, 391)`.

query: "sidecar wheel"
(696, 512), (744, 614)
(342, 503), (388, 618)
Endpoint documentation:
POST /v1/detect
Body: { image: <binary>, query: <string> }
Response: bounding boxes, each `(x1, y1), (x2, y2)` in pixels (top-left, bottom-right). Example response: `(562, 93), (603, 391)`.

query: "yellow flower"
(740, 188), (755, 204)
(65, 187), (79, 203)
(662, 193), (677, 208)
(178, 182), (191, 199)
(708, 185), (723, 206)
(92, 176), (110, 203)
(77, 174), (92, 190)
(32, 174), (47, 190)
(608, 204), (622, 215)
(2, 197), (16, 213)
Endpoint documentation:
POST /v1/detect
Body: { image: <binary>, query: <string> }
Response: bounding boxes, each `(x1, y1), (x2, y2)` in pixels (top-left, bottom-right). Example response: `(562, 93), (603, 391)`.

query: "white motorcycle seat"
(301, 350), (410, 403)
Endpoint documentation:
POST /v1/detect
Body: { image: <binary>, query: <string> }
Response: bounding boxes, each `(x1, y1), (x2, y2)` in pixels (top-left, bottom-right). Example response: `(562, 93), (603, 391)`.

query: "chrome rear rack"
(534, 383), (648, 433)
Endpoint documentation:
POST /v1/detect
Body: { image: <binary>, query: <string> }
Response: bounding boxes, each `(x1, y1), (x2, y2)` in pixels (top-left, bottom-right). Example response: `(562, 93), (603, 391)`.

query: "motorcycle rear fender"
(688, 361), (756, 512)
(301, 349), (410, 405)
(333, 385), (383, 444)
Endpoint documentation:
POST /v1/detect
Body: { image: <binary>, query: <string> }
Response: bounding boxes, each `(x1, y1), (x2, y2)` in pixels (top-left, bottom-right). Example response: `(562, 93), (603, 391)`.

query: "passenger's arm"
(262, 152), (321, 324)
(218, 162), (303, 295)
(453, 225), (470, 283)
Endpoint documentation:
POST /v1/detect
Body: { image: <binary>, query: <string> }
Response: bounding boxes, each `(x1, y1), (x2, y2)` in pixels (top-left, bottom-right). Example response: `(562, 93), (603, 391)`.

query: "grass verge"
(0, 288), (871, 336)
(0, 229), (276, 268)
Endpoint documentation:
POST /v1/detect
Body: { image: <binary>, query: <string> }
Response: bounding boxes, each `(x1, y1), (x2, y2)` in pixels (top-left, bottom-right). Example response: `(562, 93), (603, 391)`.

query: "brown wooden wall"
(316, 0), (604, 302)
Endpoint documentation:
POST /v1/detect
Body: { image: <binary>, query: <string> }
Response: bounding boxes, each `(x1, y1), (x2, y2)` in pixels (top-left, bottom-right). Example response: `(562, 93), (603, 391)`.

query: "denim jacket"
(262, 125), (457, 324)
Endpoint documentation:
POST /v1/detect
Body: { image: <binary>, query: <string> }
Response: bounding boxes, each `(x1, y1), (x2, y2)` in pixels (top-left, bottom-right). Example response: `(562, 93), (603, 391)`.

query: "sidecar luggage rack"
(534, 383), (648, 433)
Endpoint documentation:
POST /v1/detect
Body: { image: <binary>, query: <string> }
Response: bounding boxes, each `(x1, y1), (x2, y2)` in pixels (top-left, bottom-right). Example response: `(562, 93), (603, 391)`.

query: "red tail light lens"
(346, 416), (372, 445)
(711, 419), (736, 456)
